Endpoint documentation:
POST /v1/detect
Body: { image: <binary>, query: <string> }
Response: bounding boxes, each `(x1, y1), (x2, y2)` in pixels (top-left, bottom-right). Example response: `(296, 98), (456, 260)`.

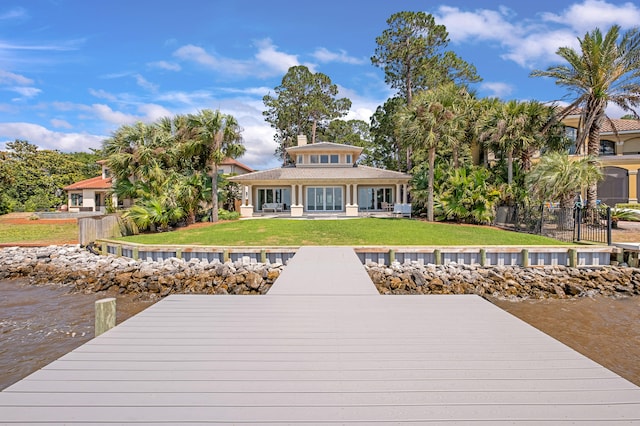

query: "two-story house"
(563, 111), (640, 205)
(229, 135), (411, 217)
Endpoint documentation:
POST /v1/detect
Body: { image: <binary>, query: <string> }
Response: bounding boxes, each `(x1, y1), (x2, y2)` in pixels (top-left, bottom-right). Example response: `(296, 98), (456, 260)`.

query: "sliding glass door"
(306, 187), (343, 211)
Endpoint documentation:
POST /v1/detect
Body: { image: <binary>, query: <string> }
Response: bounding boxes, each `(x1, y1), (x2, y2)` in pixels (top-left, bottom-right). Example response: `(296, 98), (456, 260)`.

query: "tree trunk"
(211, 163), (219, 222)
(507, 148), (514, 185)
(311, 120), (317, 144)
(586, 124), (601, 208)
(427, 146), (435, 222)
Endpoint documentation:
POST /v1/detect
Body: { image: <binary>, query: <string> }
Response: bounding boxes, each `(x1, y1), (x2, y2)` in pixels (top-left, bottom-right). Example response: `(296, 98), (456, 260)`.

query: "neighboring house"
(63, 161), (116, 213)
(218, 157), (254, 175)
(229, 135), (411, 217)
(64, 158), (254, 213)
(562, 112), (640, 205)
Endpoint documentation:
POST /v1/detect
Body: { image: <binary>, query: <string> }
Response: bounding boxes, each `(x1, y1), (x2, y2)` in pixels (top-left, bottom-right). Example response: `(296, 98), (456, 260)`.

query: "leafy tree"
(369, 97), (406, 171)
(531, 25), (640, 207)
(183, 109), (245, 222)
(526, 152), (603, 208)
(396, 83), (468, 221)
(0, 140), (101, 212)
(372, 11), (480, 170)
(263, 65), (351, 163)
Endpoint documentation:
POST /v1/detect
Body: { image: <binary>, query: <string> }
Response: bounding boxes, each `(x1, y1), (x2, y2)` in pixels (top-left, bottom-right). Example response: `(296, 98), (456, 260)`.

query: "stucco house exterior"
(64, 158), (254, 213)
(229, 136), (412, 217)
(562, 113), (640, 205)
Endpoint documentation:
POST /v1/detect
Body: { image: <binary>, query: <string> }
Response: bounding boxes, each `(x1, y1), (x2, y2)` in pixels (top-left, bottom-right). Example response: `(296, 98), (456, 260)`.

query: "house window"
(346, 154), (352, 164)
(330, 154), (339, 163)
(297, 155), (303, 164)
(310, 155), (319, 164)
(320, 155), (329, 164)
(70, 193), (83, 207)
(600, 140), (615, 156)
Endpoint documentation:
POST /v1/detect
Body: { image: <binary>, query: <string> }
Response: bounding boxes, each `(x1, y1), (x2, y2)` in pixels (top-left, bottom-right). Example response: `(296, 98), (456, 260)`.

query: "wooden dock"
(1, 247), (639, 424)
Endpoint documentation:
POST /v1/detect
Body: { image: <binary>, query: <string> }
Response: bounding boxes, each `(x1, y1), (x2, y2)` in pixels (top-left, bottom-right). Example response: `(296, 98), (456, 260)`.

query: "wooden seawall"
(1, 246), (639, 424)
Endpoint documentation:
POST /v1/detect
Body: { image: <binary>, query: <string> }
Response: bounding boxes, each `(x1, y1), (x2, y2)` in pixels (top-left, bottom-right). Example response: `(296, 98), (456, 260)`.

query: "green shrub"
(218, 209), (240, 221)
(615, 203), (640, 210)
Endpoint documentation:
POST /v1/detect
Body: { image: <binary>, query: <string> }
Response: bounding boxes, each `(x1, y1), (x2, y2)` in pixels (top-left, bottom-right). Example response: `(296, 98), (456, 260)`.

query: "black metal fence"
(494, 205), (611, 245)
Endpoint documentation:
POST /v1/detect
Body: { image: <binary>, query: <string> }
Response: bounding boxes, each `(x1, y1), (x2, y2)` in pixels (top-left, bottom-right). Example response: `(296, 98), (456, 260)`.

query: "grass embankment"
(117, 218), (569, 246)
(0, 214), (78, 245)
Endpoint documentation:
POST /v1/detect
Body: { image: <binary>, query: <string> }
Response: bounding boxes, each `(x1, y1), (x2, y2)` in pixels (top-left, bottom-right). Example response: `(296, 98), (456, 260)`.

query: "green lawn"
(0, 221), (78, 245)
(116, 218), (570, 246)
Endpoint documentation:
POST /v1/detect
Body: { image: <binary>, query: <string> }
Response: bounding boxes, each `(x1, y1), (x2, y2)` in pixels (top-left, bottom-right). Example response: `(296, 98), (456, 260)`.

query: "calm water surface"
(0, 279), (156, 390)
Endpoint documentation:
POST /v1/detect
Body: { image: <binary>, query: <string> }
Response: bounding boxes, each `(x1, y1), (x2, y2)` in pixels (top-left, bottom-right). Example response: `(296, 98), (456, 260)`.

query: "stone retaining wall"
(365, 261), (640, 299)
(0, 245), (282, 296)
(1, 246), (639, 300)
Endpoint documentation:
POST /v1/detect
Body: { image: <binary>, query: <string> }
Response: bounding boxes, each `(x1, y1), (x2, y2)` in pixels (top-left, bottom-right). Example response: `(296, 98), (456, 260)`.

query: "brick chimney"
(297, 134), (307, 146)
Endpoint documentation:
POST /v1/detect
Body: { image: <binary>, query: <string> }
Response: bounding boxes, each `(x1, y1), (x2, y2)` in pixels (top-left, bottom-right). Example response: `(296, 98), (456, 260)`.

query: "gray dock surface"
(1, 246), (639, 424)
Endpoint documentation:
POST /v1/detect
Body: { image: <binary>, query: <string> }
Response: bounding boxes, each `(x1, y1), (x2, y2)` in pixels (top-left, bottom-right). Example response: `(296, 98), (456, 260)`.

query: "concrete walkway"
(1, 247), (639, 424)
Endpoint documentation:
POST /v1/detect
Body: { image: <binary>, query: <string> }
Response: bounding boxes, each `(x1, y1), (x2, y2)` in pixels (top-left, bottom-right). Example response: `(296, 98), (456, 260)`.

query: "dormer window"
(297, 155), (303, 164)
(320, 155), (329, 164)
(346, 154), (352, 164)
(310, 155), (319, 164)
(330, 154), (339, 163)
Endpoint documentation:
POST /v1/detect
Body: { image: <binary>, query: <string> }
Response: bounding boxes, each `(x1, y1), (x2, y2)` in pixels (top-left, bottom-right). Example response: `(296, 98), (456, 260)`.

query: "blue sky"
(1, 0), (640, 170)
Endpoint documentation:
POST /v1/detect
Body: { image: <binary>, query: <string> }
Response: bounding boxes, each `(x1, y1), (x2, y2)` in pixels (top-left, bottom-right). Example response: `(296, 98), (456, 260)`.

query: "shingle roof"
(229, 165), (411, 182)
(64, 176), (112, 190)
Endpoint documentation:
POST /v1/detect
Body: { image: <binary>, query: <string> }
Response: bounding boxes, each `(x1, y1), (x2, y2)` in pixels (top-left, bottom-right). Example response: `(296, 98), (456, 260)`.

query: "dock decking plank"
(1, 247), (639, 424)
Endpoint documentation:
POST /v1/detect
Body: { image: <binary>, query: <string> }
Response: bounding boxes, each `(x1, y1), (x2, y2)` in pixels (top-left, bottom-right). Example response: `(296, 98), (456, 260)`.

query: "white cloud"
(148, 60), (181, 71)
(89, 88), (118, 102)
(541, 0), (640, 33)
(9, 86), (41, 98)
(91, 104), (137, 125)
(0, 69), (33, 85)
(135, 74), (158, 92)
(434, 1), (640, 69)
(312, 47), (364, 65)
(435, 6), (519, 43)
(0, 122), (104, 152)
(173, 38), (307, 78)
(480, 82), (514, 98)
(50, 118), (72, 129)
(253, 39), (301, 75)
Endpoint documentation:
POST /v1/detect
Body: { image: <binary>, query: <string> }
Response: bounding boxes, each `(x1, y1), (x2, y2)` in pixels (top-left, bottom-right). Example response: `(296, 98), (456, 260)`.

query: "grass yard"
(0, 213), (78, 245)
(117, 218), (570, 246)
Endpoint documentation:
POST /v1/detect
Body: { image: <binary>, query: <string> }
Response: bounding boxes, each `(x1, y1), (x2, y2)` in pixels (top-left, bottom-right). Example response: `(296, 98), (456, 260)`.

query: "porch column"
(396, 184), (401, 204)
(291, 184), (304, 217)
(402, 184), (408, 204)
(629, 170), (638, 203)
(240, 184), (254, 218)
(345, 183), (359, 217)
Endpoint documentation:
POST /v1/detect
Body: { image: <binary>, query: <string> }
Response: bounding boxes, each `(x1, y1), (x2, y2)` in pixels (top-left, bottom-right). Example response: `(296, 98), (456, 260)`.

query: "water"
(0, 279), (156, 390)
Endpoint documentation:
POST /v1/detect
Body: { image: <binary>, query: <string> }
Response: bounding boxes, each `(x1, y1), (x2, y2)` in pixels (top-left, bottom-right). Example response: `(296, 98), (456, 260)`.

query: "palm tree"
(479, 100), (543, 185)
(531, 25), (640, 207)
(526, 152), (603, 208)
(397, 83), (466, 221)
(183, 109), (245, 222)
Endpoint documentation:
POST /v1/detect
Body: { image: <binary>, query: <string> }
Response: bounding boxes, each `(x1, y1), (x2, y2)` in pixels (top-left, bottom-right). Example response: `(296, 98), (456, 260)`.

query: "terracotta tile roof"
(601, 118), (640, 133)
(64, 175), (112, 190)
(229, 165), (411, 182)
(220, 157), (254, 173)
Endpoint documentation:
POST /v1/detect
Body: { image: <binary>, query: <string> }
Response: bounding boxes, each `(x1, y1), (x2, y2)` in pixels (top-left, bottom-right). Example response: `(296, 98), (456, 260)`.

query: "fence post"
(606, 207), (612, 246)
(574, 208), (582, 242)
(388, 249), (396, 264)
(521, 249), (529, 267)
(433, 249), (442, 266)
(568, 248), (578, 267)
(479, 248), (486, 267)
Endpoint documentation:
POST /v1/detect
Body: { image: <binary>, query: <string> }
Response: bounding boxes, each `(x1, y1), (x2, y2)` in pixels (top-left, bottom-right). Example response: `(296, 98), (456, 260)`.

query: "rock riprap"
(2, 246), (639, 300)
(365, 260), (640, 299)
(0, 245), (282, 296)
